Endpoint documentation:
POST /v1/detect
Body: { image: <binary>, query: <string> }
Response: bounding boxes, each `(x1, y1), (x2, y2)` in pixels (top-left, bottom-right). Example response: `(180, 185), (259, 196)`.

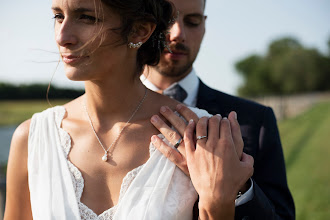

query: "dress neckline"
(54, 106), (159, 219)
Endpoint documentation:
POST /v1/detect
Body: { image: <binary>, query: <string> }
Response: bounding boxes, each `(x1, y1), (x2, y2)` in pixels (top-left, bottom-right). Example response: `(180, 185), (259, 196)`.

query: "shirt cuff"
(235, 178), (254, 206)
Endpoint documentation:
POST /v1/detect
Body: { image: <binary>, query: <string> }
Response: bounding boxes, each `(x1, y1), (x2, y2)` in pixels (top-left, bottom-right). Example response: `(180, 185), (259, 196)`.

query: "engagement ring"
(197, 135), (207, 140)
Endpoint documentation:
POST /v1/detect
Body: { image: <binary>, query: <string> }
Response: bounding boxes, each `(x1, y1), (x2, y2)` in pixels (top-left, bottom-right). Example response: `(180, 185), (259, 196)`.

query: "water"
(0, 126), (17, 164)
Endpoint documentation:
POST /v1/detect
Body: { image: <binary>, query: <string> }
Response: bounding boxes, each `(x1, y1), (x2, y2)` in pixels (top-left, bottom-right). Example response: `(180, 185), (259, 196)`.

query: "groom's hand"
(150, 104), (199, 176)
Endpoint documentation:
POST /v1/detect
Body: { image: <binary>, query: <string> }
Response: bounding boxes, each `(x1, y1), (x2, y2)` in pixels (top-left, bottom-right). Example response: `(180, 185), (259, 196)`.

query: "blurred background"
(1, 0), (330, 219)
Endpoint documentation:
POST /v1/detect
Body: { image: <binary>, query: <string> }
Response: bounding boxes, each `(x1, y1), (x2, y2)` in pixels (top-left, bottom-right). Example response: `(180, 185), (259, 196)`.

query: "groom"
(142, 0), (295, 219)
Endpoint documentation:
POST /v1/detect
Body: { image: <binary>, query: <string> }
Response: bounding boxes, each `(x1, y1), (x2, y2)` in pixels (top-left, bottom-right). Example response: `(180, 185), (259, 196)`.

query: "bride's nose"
(55, 19), (78, 47)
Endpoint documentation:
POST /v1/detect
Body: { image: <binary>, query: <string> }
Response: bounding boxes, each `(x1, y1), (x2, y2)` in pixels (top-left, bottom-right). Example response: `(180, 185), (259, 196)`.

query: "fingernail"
(151, 115), (159, 123)
(223, 117), (228, 120)
(189, 119), (194, 124)
(176, 104), (183, 110)
(216, 114), (221, 117)
(151, 135), (157, 143)
(160, 106), (167, 113)
(234, 112), (237, 120)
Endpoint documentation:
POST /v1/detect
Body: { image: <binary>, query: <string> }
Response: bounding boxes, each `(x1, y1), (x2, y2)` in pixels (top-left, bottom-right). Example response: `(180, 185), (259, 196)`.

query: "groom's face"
(154, 0), (206, 79)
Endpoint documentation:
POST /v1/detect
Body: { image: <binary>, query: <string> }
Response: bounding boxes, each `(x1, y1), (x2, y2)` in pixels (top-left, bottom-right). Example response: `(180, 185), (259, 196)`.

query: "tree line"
(0, 82), (84, 100)
(235, 36), (330, 97)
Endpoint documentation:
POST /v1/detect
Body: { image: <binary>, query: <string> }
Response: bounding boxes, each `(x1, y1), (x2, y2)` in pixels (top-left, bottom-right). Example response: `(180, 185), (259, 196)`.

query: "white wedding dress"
(28, 106), (210, 220)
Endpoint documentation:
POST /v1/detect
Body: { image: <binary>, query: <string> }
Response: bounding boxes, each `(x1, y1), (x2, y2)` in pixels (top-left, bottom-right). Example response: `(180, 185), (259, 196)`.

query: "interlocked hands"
(150, 104), (254, 219)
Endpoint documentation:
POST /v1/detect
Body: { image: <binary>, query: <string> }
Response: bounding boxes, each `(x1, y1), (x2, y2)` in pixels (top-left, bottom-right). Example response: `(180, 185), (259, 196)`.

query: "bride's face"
(52, 0), (127, 81)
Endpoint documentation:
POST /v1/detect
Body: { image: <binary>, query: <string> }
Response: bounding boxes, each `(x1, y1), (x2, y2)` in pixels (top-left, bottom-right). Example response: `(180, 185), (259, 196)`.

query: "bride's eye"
(79, 14), (99, 24)
(53, 13), (64, 23)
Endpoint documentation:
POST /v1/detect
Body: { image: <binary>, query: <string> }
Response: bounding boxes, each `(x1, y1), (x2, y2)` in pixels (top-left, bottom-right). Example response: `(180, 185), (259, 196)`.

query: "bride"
(4, 0), (253, 219)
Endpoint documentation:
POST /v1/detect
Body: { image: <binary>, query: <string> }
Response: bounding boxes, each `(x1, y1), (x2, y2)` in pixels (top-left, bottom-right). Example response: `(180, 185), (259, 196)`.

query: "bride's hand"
(184, 115), (254, 218)
(150, 104), (245, 175)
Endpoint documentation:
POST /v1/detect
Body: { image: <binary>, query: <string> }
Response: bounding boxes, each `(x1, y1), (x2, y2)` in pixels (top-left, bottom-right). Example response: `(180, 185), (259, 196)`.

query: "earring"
(128, 42), (143, 49)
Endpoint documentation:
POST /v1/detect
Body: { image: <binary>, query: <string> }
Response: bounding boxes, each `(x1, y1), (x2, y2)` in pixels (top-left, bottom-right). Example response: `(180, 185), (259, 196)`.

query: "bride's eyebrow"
(73, 7), (95, 13)
(51, 6), (61, 12)
(51, 6), (95, 13)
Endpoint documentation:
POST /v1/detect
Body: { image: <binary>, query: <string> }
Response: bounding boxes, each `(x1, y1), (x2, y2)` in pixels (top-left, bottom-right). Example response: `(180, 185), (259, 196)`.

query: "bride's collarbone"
(68, 124), (155, 175)
(65, 114), (157, 176)
(69, 136), (151, 170)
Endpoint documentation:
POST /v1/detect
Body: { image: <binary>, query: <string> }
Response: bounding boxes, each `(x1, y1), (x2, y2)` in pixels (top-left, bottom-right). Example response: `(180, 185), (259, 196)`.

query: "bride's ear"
(129, 22), (157, 45)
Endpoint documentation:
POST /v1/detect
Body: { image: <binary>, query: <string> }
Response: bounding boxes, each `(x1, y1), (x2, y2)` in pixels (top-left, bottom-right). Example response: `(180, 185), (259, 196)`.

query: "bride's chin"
(65, 70), (91, 82)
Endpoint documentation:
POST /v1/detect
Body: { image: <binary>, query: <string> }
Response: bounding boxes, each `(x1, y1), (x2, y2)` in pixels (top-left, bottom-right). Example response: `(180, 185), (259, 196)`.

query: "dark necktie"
(163, 84), (188, 102)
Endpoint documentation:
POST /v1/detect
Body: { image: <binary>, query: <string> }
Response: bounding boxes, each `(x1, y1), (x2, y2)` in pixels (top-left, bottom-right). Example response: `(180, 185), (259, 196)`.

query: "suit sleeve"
(234, 107), (295, 220)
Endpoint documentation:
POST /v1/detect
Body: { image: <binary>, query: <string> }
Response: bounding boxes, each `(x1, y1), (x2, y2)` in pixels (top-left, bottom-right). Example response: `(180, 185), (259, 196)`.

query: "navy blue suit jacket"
(195, 80), (295, 220)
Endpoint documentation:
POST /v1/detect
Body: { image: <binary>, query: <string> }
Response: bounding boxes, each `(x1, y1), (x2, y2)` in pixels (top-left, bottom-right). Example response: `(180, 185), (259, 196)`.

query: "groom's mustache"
(168, 42), (190, 53)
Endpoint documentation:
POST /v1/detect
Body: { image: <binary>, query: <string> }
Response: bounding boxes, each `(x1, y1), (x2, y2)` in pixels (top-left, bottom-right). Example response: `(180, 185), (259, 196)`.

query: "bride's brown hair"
(99, 0), (175, 74)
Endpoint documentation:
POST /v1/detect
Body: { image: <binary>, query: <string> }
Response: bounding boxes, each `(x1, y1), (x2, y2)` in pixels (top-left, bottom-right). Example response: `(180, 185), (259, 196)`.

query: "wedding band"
(197, 135), (207, 140)
(174, 138), (182, 148)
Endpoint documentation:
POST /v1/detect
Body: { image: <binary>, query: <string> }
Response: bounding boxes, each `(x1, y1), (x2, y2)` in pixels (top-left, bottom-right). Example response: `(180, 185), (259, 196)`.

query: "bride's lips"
(61, 54), (89, 64)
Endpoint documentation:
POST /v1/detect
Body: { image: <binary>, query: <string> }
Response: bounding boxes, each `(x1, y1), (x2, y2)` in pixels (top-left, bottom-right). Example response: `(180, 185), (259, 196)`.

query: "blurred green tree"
(235, 36), (330, 96)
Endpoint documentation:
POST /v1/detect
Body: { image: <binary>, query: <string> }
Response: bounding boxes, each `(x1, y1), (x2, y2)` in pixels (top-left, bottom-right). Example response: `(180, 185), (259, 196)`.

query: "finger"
(228, 111), (244, 160)
(150, 115), (184, 150)
(207, 114), (221, 142)
(219, 117), (232, 140)
(176, 104), (199, 123)
(241, 152), (254, 166)
(219, 117), (236, 154)
(184, 119), (196, 156)
(151, 135), (189, 176)
(196, 117), (209, 145)
(240, 152), (254, 178)
(159, 106), (187, 136)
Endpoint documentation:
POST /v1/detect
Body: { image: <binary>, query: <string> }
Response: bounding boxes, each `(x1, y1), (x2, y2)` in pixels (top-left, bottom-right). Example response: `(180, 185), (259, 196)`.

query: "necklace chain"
(83, 88), (148, 161)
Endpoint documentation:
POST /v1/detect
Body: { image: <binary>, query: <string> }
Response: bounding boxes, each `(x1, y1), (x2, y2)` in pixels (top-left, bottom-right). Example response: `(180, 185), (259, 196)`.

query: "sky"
(0, 0), (329, 95)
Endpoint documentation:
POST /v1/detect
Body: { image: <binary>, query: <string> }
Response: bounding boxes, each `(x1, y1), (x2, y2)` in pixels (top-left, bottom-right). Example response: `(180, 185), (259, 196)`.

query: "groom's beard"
(155, 42), (193, 79)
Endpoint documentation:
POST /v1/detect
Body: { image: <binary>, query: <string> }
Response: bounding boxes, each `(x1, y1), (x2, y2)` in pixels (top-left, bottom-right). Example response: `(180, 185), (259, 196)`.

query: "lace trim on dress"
(54, 106), (160, 220)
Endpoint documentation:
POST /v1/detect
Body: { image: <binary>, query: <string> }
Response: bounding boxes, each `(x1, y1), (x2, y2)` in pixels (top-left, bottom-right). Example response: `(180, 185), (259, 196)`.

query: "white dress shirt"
(141, 69), (199, 106)
(141, 69), (254, 206)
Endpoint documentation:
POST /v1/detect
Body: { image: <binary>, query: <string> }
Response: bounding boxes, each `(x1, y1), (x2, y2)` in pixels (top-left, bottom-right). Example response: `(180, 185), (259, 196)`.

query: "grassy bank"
(0, 100), (69, 126)
(279, 101), (330, 220)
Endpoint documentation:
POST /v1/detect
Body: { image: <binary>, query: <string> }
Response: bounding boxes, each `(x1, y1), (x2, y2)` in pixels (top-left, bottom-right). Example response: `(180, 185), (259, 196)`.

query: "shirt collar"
(140, 74), (160, 91)
(140, 69), (199, 107)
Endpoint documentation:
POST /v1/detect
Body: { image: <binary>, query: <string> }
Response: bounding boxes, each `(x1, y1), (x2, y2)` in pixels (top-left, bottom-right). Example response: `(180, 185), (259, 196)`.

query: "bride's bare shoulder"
(10, 119), (31, 149)
(147, 90), (180, 112)
(5, 119), (33, 218)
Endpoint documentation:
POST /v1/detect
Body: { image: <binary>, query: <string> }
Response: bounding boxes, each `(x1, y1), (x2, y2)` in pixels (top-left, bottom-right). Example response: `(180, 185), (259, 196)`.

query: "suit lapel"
(196, 80), (221, 115)
(196, 80), (255, 156)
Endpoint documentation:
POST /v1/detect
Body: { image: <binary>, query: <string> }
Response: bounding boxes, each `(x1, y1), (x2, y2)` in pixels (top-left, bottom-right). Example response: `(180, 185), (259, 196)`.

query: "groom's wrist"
(198, 199), (234, 220)
(239, 178), (252, 194)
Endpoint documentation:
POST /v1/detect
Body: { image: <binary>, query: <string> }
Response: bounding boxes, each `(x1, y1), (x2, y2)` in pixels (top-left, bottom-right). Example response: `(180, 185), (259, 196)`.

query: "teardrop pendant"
(102, 153), (108, 162)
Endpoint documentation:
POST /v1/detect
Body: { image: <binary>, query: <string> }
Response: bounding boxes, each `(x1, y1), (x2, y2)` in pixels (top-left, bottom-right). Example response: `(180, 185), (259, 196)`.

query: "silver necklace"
(83, 88), (147, 162)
